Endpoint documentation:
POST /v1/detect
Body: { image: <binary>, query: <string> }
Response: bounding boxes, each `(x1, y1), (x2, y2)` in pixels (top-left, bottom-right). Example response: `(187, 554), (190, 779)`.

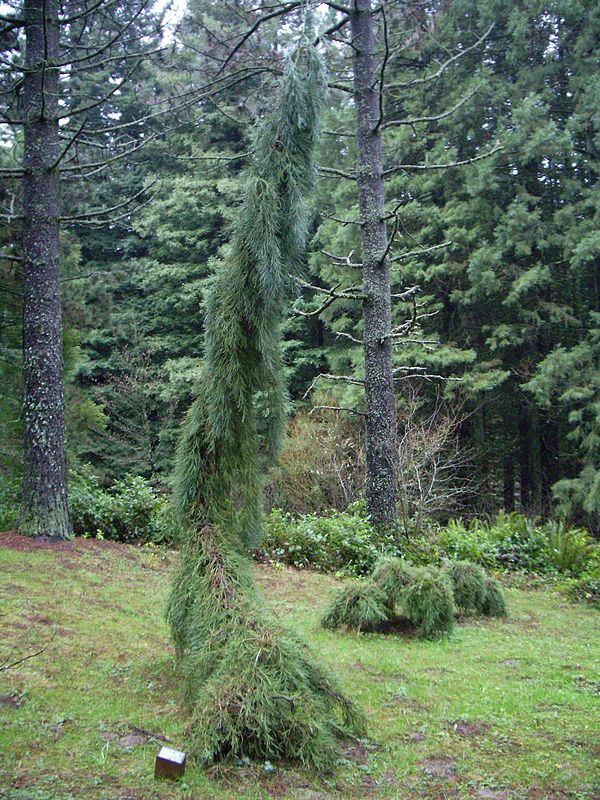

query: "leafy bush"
(321, 582), (389, 632)
(444, 560), (488, 615)
(69, 469), (174, 544)
(545, 520), (595, 575)
(490, 512), (556, 573)
(261, 507), (399, 576)
(435, 518), (497, 567)
(401, 568), (455, 639)
(563, 574), (600, 607)
(270, 412), (363, 513)
(0, 475), (19, 531)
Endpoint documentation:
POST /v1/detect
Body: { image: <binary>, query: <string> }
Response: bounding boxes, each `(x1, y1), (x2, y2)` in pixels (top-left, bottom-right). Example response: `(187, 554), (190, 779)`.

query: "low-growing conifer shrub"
(444, 560), (489, 615)
(371, 556), (416, 606)
(401, 568), (456, 639)
(321, 581), (389, 632)
(481, 575), (508, 617)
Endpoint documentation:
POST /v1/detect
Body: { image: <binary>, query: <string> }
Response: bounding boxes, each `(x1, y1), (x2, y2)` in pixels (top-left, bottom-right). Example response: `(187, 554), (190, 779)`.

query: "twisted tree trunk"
(19, 0), (71, 538)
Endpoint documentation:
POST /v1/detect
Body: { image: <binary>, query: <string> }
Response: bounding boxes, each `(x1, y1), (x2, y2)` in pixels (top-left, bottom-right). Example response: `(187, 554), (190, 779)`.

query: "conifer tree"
(166, 24), (361, 768)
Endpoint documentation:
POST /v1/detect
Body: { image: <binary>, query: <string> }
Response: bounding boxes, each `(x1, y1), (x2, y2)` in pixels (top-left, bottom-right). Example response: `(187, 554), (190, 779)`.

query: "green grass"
(0, 536), (599, 799)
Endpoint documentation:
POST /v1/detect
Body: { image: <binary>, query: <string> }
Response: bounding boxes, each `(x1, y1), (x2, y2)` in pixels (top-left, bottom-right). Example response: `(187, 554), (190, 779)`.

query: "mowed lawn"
(0, 533), (598, 800)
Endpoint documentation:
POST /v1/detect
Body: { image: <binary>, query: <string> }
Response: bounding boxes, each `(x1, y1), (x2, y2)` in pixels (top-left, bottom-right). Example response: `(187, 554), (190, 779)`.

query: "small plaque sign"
(155, 746), (186, 779)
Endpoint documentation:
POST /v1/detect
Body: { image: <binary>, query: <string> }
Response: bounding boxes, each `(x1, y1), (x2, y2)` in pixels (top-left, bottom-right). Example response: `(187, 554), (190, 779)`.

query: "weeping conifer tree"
(166, 22), (362, 770)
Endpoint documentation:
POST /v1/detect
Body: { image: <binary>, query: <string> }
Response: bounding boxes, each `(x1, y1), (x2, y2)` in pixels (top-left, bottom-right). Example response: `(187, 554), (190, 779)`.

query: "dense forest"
(1, 0), (598, 534)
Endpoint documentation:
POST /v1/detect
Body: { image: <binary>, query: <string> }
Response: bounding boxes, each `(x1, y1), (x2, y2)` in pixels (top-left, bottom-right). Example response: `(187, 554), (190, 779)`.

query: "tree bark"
(503, 453), (515, 512)
(518, 406), (531, 513)
(18, 0), (71, 538)
(350, 0), (398, 529)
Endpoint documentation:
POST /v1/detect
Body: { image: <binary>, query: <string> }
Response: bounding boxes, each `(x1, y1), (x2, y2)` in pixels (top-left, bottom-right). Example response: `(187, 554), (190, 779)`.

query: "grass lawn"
(0, 533), (598, 800)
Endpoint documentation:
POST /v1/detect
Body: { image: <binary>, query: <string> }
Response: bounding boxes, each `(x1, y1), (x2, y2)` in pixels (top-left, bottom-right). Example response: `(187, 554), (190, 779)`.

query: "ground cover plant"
(261, 509), (600, 606)
(322, 557), (505, 639)
(1, 533), (599, 799)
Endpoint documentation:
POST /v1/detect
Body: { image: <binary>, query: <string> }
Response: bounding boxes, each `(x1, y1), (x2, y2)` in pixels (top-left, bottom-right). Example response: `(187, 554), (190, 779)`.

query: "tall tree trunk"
(519, 406), (531, 513)
(18, 0), (71, 539)
(503, 453), (515, 512)
(541, 416), (559, 516)
(350, 0), (398, 529)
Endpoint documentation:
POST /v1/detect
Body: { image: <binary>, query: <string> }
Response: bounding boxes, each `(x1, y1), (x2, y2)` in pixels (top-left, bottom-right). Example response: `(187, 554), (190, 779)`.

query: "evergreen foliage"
(401, 568), (456, 639)
(481, 576), (509, 618)
(443, 560), (489, 616)
(371, 557), (416, 605)
(321, 581), (389, 632)
(322, 555), (508, 639)
(165, 29), (362, 768)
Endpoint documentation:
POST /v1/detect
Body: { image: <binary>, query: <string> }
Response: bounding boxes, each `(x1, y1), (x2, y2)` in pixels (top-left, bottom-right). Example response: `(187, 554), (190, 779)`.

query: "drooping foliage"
(371, 556), (416, 605)
(322, 581), (389, 632)
(401, 568), (457, 639)
(443, 560), (489, 615)
(165, 27), (362, 769)
(322, 556), (507, 639)
(481, 576), (509, 617)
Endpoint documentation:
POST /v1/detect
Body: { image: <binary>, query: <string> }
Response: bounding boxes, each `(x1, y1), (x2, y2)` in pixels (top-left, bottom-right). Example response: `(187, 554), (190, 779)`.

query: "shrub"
(444, 560), (489, 615)
(436, 518), (497, 567)
(271, 412), (363, 514)
(563, 574), (600, 607)
(261, 508), (399, 576)
(481, 576), (508, 617)
(0, 475), (19, 531)
(321, 582), (389, 632)
(545, 520), (595, 575)
(371, 557), (416, 605)
(489, 512), (555, 573)
(401, 568), (455, 639)
(69, 468), (174, 544)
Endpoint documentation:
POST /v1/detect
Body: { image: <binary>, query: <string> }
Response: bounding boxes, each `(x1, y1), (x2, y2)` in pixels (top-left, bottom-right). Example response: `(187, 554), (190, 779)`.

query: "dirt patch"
(352, 661), (409, 682)
(26, 613), (53, 625)
(0, 530), (135, 555)
(402, 730), (426, 743)
(422, 666), (453, 674)
(100, 724), (170, 749)
(474, 790), (510, 799)
(573, 675), (600, 694)
(383, 693), (428, 712)
(419, 755), (457, 779)
(0, 692), (23, 708)
(499, 657), (520, 667)
(341, 739), (370, 764)
(360, 774), (380, 793)
(259, 774), (293, 798)
(446, 719), (490, 737)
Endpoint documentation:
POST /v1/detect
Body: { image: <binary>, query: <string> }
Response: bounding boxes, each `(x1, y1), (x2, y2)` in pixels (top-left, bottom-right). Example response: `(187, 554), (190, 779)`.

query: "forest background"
(1, 0), (599, 538)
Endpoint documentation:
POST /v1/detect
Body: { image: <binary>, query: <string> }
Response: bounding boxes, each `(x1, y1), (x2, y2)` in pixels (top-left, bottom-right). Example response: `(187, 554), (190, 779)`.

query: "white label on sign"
(158, 746), (186, 764)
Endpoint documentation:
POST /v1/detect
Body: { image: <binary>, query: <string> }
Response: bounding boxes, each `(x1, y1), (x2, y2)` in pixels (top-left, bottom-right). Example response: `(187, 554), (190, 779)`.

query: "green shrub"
(0, 475), (19, 531)
(481, 576), (508, 617)
(69, 468), (174, 544)
(436, 518), (497, 567)
(401, 568), (455, 639)
(321, 581), (389, 632)
(261, 508), (399, 576)
(444, 560), (489, 615)
(563, 574), (600, 607)
(371, 556), (416, 605)
(545, 520), (595, 575)
(489, 512), (555, 573)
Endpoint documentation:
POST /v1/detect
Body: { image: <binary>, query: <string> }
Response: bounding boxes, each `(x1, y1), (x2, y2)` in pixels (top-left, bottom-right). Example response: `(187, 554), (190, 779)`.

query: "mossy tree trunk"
(350, 0), (398, 530)
(19, 0), (71, 539)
